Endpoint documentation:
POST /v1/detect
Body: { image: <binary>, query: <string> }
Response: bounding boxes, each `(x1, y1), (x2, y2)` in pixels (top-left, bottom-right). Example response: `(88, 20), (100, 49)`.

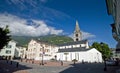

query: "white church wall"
(73, 44), (80, 48)
(57, 48), (103, 63)
(59, 46), (66, 49)
(87, 48), (103, 62)
(81, 44), (87, 48)
(86, 42), (89, 48)
(66, 45), (72, 48)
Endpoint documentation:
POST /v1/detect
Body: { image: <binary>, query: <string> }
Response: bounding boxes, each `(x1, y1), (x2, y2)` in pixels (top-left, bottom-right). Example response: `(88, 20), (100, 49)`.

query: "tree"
(0, 26), (11, 50)
(91, 42), (112, 60)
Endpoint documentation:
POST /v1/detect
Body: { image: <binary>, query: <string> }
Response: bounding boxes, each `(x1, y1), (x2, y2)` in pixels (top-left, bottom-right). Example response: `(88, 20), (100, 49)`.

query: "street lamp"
(41, 46), (44, 65)
(100, 42), (107, 71)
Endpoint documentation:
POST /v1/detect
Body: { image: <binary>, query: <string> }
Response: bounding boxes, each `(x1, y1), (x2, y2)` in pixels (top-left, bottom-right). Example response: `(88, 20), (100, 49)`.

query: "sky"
(0, 0), (117, 48)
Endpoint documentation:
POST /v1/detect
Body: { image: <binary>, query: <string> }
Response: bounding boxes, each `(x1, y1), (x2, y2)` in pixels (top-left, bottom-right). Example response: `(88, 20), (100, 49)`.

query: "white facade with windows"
(59, 40), (89, 49)
(0, 40), (26, 60)
(0, 40), (19, 59)
(27, 39), (58, 60)
(17, 47), (27, 59)
(57, 48), (102, 63)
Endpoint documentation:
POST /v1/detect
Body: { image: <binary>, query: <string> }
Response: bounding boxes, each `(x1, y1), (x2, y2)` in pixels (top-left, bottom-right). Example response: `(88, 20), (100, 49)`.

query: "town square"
(0, 0), (120, 73)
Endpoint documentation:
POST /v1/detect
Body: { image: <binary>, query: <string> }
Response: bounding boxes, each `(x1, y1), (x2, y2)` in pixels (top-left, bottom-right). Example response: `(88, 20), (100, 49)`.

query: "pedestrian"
(32, 59), (34, 64)
(73, 60), (76, 65)
(82, 60), (84, 64)
(16, 62), (19, 68)
(26, 59), (27, 62)
(6, 60), (8, 63)
(20, 58), (22, 62)
(61, 61), (63, 66)
(10, 61), (12, 65)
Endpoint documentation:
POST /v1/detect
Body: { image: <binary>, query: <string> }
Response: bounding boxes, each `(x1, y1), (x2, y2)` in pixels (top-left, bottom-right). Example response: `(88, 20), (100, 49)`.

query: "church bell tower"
(73, 20), (82, 41)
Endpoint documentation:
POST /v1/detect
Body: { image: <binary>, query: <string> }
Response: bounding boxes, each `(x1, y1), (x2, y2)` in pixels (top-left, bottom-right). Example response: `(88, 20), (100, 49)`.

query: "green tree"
(0, 26), (11, 50)
(91, 42), (112, 60)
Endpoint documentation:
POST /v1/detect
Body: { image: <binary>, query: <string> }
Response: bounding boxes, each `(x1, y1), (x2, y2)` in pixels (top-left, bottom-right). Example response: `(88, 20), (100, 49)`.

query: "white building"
(57, 21), (103, 63)
(58, 40), (89, 49)
(57, 48), (102, 63)
(0, 40), (18, 60)
(0, 40), (27, 60)
(27, 39), (58, 60)
(17, 47), (27, 59)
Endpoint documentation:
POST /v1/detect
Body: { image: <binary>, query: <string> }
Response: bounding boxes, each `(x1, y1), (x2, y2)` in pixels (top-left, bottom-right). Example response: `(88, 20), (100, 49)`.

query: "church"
(56, 21), (103, 63)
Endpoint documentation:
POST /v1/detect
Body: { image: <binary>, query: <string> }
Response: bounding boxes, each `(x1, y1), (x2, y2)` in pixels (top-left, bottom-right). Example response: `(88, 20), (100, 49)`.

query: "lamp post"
(41, 46), (44, 65)
(100, 42), (107, 71)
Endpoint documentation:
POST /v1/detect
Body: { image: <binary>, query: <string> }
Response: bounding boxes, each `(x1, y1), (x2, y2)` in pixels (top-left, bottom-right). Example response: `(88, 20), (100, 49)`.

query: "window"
(76, 34), (78, 37)
(6, 45), (12, 48)
(40, 49), (42, 51)
(76, 38), (79, 41)
(80, 45), (81, 47)
(39, 53), (42, 57)
(6, 50), (11, 54)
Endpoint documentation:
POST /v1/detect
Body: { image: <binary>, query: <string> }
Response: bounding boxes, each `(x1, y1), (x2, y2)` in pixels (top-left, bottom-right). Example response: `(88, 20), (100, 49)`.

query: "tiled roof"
(58, 47), (90, 52)
(58, 40), (88, 46)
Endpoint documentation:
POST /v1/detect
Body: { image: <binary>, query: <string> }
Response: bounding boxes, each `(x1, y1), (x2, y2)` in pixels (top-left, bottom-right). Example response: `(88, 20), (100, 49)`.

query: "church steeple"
(73, 20), (82, 41)
(75, 20), (80, 33)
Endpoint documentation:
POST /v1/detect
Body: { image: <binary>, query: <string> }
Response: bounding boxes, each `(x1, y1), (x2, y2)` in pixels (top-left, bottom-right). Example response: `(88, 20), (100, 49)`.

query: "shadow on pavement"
(59, 62), (120, 73)
(0, 60), (32, 73)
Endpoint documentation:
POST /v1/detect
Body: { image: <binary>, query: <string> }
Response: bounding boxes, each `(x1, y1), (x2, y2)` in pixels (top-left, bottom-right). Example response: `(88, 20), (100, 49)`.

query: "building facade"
(57, 48), (102, 63)
(17, 47), (27, 59)
(0, 40), (18, 60)
(58, 40), (89, 49)
(106, 0), (120, 54)
(27, 39), (58, 60)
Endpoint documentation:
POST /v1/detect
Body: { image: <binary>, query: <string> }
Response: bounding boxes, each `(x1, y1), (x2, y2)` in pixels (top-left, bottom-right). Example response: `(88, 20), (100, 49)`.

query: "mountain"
(11, 35), (73, 46)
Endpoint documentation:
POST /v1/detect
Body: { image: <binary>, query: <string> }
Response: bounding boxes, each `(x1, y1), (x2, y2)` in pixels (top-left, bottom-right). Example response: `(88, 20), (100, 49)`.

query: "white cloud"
(0, 13), (63, 36)
(82, 31), (95, 39)
(69, 31), (95, 40)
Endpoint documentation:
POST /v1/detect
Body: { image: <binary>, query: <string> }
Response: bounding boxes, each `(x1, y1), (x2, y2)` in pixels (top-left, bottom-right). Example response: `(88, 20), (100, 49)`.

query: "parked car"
(106, 60), (117, 66)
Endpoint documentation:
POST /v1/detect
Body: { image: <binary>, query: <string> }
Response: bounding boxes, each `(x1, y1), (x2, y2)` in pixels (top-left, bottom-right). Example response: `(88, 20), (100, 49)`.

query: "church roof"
(58, 47), (90, 52)
(58, 40), (88, 46)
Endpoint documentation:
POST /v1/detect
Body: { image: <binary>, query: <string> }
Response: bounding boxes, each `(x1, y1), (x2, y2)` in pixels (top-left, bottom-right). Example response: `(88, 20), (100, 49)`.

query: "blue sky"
(0, 0), (117, 48)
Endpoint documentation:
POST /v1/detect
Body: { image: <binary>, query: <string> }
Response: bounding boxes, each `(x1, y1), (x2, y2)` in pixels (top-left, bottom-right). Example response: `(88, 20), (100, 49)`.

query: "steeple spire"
(75, 20), (80, 32)
(73, 20), (82, 41)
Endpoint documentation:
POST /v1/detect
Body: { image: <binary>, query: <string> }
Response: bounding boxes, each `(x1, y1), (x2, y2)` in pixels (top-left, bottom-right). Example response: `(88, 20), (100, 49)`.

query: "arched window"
(76, 38), (79, 41)
(76, 34), (78, 37)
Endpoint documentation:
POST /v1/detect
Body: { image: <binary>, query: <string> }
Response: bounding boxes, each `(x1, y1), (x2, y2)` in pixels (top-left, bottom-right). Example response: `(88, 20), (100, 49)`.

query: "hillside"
(11, 35), (73, 46)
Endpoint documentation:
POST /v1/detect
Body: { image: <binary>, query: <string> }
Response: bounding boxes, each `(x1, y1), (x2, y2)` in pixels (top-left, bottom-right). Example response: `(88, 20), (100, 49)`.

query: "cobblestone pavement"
(1, 60), (120, 73)
(18, 60), (120, 73)
(18, 61), (71, 73)
(0, 60), (29, 73)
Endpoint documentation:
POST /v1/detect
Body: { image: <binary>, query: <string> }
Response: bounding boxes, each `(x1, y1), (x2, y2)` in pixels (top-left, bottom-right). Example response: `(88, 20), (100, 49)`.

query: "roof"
(58, 40), (88, 46)
(58, 47), (90, 52)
